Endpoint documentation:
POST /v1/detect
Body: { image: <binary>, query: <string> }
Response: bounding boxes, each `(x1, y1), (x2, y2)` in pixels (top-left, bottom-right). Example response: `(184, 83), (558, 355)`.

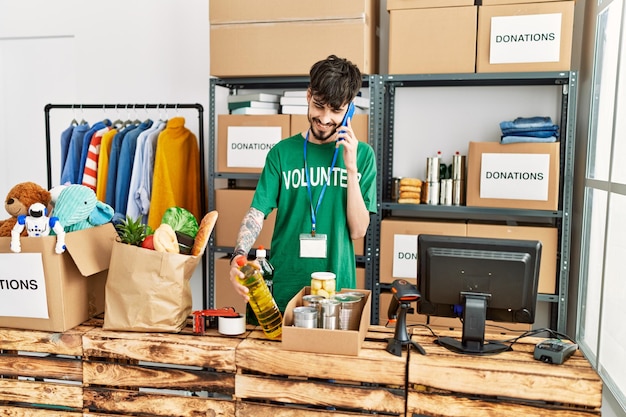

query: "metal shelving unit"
(372, 71), (577, 333)
(206, 75), (384, 310)
(206, 72), (577, 333)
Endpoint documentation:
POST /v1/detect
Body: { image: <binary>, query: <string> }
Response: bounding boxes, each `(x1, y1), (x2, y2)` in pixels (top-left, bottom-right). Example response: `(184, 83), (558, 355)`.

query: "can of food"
(333, 293), (364, 330)
(319, 298), (340, 330)
(426, 181), (439, 205)
(311, 272), (336, 298)
(452, 153), (466, 180)
(440, 179), (453, 206)
(293, 306), (318, 328)
(452, 179), (465, 206)
(426, 157), (440, 182)
(391, 177), (402, 202)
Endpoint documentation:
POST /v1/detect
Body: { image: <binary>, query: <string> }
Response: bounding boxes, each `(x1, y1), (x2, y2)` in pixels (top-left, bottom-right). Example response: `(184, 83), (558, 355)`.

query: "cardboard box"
(476, 1), (575, 72)
(379, 291), (426, 326)
(210, 0), (378, 76)
(379, 218), (467, 284)
(218, 114), (291, 174)
(282, 287), (371, 356)
(388, 0), (477, 74)
(214, 188), (276, 249)
(466, 141), (560, 211)
(0, 223), (117, 332)
(214, 256), (247, 314)
(356, 266), (366, 289)
(481, 0), (568, 5)
(467, 222), (558, 294)
(290, 114), (370, 143)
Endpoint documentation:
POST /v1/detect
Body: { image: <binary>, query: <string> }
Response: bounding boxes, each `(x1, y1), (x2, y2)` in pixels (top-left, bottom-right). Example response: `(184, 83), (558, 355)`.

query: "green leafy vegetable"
(160, 207), (199, 237)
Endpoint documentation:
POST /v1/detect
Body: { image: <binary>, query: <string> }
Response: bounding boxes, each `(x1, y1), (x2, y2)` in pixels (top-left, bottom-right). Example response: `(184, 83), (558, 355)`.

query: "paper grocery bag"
(103, 241), (200, 332)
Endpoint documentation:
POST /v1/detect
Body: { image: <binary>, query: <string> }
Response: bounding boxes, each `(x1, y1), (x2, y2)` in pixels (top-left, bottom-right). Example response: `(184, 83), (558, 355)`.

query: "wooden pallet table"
(406, 327), (603, 417)
(0, 322), (94, 416)
(81, 317), (246, 417)
(234, 326), (407, 416)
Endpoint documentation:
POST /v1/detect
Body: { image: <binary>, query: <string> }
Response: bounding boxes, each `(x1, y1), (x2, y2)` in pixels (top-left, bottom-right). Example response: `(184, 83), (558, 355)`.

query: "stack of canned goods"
(292, 273), (366, 330)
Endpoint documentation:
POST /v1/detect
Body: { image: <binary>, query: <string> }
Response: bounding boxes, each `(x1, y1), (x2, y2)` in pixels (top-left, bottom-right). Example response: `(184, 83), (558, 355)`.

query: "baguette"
(191, 211), (219, 256)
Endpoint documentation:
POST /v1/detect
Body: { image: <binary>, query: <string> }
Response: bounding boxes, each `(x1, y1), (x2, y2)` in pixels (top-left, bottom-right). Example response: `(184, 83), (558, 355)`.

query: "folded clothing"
(501, 135), (557, 144)
(499, 116), (559, 143)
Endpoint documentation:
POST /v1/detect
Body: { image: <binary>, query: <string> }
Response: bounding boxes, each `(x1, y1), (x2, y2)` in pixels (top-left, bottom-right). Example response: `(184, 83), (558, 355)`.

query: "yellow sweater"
(96, 128), (117, 202)
(147, 117), (201, 230)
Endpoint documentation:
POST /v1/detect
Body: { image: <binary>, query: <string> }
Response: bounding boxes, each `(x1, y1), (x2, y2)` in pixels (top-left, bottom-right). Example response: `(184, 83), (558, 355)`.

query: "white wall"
(0, 0), (210, 309)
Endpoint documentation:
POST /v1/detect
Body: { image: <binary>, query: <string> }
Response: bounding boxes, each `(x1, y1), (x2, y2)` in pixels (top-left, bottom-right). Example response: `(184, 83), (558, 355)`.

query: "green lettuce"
(160, 207), (199, 238)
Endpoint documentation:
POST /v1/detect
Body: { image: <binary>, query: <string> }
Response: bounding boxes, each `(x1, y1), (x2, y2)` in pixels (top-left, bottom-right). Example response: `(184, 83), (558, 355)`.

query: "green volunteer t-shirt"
(251, 132), (377, 311)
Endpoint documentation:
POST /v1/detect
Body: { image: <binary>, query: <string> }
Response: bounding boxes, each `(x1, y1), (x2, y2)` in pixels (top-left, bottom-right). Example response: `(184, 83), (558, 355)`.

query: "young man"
(229, 54), (378, 311)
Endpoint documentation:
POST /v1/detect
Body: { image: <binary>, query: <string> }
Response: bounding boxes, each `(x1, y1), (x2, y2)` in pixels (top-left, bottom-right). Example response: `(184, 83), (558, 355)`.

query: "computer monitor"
(417, 234), (542, 355)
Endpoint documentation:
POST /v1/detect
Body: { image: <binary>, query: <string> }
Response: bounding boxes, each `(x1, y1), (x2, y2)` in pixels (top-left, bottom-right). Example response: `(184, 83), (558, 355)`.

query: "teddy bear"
(0, 182), (52, 237)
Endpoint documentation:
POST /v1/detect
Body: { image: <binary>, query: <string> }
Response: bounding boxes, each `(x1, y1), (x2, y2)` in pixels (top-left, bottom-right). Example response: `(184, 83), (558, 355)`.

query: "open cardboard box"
(282, 286), (371, 356)
(0, 223), (117, 332)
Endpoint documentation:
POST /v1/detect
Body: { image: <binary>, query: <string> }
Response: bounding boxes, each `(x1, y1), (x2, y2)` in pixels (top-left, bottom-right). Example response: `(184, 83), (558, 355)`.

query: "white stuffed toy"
(10, 202), (66, 254)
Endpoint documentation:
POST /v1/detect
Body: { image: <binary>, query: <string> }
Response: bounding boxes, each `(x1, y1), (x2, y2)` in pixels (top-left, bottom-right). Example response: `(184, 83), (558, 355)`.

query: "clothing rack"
(44, 103), (209, 307)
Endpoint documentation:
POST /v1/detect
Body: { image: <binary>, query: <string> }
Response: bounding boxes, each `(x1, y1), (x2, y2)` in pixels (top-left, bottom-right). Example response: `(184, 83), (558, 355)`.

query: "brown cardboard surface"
(467, 222), (558, 294)
(481, 0), (570, 5)
(210, 0), (375, 24)
(356, 266), (366, 289)
(217, 115), (291, 174)
(476, 1), (575, 72)
(282, 287), (371, 356)
(466, 141), (560, 210)
(379, 291), (427, 326)
(0, 223), (116, 331)
(209, 0), (378, 76)
(210, 20), (377, 77)
(214, 256), (247, 314)
(379, 218), (467, 284)
(388, 6), (477, 74)
(214, 188), (276, 249)
(290, 114), (370, 143)
(387, 0), (474, 10)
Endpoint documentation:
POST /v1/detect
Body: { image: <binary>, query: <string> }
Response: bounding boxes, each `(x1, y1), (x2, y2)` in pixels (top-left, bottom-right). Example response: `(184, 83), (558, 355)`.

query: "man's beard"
(308, 113), (337, 142)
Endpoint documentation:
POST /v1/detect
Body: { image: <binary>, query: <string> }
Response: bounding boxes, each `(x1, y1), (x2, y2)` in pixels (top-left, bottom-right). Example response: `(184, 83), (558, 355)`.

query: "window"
(578, 0), (626, 411)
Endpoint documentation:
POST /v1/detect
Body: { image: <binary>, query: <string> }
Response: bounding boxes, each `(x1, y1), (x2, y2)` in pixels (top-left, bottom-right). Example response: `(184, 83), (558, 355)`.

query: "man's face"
(307, 93), (349, 142)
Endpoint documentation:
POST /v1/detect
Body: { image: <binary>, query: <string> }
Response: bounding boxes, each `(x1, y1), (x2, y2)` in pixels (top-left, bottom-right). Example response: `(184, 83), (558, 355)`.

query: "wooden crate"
(406, 328), (603, 417)
(0, 322), (93, 416)
(81, 317), (246, 417)
(234, 326), (406, 416)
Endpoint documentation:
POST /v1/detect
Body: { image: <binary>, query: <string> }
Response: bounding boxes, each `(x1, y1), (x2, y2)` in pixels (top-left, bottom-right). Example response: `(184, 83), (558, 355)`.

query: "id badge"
(299, 233), (327, 258)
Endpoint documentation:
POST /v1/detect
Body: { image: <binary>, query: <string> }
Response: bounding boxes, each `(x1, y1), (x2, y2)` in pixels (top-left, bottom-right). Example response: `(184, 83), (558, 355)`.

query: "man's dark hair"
(309, 55), (362, 111)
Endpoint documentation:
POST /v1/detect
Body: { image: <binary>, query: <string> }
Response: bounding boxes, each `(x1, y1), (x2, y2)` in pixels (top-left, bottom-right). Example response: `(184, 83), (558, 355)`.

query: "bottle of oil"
(236, 257), (282, 339)
(255, 246), (274, 295)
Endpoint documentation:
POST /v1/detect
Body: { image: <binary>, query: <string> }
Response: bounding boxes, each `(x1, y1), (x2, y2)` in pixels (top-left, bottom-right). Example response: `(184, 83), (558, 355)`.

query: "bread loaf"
(153, 223), (180, 253)
(398, 198), (421, 204)
(191, 211), (219, 256)
(400, 177), (423, 187)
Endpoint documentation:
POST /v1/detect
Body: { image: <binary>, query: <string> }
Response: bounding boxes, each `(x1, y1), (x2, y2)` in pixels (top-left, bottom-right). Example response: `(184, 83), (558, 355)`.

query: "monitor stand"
(386, 302), (426, 356)
(436, 292), (510, 355)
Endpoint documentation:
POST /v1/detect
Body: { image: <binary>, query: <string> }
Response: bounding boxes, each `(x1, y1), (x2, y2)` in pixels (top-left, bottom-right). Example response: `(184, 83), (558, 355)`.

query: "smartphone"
(337, 101), (355, 141)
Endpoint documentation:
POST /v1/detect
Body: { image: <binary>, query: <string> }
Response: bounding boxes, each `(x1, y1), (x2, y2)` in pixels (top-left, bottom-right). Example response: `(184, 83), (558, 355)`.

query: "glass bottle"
(236, 257), (282, 339)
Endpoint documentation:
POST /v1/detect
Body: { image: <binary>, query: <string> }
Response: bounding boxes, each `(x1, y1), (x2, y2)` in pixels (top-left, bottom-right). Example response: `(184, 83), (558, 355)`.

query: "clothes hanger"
(70, 105), (79, 126)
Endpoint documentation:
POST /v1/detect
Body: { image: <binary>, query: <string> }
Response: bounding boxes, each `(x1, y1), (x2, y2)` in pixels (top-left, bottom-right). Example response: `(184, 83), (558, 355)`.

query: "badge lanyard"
(304, 130), (339, 236)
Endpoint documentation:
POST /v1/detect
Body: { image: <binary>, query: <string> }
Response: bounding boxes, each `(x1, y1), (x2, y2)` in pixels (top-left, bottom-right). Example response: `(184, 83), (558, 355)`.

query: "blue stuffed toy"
(50, 184), (114, 233)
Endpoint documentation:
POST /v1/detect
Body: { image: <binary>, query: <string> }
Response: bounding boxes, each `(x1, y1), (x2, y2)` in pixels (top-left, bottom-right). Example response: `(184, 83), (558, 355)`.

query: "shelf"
(383, 71), (572, 87)
(381, 202), (562, 222)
